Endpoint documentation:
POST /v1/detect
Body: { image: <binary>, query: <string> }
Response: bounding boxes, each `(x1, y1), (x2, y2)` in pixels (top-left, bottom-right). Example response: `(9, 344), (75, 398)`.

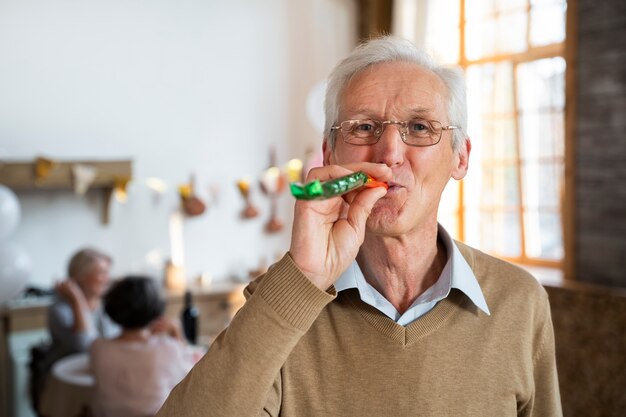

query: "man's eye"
(409, 120), (430, 132)
(354, 121), (376, 132)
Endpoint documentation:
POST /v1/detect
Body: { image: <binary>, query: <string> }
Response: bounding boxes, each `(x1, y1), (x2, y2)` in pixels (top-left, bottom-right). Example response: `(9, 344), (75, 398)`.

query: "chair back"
(28, 341), (54, 416)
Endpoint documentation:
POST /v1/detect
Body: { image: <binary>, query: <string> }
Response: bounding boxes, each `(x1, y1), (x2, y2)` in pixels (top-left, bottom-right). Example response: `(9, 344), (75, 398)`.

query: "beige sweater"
(157, 242), (562, 417)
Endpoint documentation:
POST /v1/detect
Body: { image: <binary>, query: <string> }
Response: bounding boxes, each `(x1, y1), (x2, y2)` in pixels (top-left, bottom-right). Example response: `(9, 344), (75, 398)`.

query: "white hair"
(324, 36), (467, 151)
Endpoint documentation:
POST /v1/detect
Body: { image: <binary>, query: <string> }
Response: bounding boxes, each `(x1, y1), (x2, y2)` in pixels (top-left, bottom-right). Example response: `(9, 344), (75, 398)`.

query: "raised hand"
(151, 316), (184, 341)
(289, 163), (391, 290)
(55, 279), (86, 305)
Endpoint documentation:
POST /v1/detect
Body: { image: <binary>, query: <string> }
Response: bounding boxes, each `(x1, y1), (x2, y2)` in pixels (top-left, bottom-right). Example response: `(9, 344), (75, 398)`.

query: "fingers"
(305, 163), (392, 183)
(345, 186), (387, 234)
(151, 317), (183, 340)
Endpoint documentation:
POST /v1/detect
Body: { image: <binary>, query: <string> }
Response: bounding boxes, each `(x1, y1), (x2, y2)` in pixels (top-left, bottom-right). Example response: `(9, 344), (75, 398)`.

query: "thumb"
(345, 186), (387, 235)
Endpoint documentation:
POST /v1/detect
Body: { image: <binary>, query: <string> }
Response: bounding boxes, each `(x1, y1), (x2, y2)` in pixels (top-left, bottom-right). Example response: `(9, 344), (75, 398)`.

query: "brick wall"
(575, 0), (626, 287)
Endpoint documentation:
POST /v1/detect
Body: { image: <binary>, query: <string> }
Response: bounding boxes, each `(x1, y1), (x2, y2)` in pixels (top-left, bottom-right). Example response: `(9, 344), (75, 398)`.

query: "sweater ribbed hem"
(256, 253), (336, 330)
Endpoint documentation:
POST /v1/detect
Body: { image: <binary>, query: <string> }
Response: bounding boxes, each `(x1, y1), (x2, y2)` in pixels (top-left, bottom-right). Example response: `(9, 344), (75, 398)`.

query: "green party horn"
(290, 171), (388, 200)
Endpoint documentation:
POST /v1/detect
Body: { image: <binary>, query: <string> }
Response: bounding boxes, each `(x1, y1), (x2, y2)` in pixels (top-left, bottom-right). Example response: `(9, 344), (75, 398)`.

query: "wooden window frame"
(455, 0), (575, 272)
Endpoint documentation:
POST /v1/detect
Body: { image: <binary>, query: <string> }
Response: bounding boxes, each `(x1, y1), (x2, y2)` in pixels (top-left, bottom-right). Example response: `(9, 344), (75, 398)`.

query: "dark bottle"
(181, 291), (199, 345)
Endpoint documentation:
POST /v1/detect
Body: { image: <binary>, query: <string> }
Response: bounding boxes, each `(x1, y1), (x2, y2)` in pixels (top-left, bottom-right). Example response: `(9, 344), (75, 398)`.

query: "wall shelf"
(0, 159), (132, 225)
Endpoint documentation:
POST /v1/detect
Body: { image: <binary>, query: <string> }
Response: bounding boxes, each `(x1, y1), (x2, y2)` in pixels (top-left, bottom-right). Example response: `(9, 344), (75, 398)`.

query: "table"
(0, 282), (245, 417)
(39, 353), (93, 417)
(39, 344), (208, 417)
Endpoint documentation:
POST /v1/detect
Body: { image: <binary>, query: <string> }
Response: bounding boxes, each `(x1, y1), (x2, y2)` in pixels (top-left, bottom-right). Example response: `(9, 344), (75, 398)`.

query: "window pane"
(438, 180), (460, 239)
(496, 11), (527, 54)
(465, 0), (496, 21)
(477, 210), (522, 257)
(467, 64), (495, 115)
(464, 208), (481, 248)
(425, 26), (460, 64)
(517, 57), (566, 111)
(482, 117), (517, 160)
(530, 2), (567, 46)
(530, 0), (565, 6)
(517, 58), (565, 159)
(466, 18), (496, 60)
(467, 62), (514, 114)
(496, 0), (526, 12)
(524, 210), (563, 260)
(481, 164), (519, 207)
(519, 111), (564, 159)
(493, 62), (515, 112)
(421, 0), (461, 64)
(522, 161), (563, 209)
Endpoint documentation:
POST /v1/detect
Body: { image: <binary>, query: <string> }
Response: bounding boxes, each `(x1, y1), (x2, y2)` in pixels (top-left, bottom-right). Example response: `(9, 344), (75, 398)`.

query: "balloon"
(0, 185), (21, 241)
(0, 243), (31, 304)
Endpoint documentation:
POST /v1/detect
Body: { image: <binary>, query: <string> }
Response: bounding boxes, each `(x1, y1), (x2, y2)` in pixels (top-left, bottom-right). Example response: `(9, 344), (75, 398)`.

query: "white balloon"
(0, 185), (21, 241)
(0, 243), (31, 304)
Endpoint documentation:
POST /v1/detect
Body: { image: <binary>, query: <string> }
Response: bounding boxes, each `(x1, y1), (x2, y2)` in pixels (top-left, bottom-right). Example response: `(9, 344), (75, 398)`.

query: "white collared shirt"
(334, 224), (490, 326)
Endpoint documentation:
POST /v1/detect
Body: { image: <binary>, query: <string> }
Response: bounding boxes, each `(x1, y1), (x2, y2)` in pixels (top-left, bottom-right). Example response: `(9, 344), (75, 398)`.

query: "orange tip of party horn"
(364, 176), (389, 190)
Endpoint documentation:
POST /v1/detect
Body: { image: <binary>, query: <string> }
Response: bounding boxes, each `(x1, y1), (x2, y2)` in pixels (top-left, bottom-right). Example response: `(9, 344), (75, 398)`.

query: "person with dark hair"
(90, 276), (192, 417)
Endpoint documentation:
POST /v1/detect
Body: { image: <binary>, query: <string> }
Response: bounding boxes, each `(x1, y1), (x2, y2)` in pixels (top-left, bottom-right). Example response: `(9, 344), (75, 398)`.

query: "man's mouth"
(386, 182), (403, 192)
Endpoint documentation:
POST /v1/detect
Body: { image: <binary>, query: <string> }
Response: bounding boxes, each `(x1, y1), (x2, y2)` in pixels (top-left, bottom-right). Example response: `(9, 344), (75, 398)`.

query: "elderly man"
(158, 37), (562, 417)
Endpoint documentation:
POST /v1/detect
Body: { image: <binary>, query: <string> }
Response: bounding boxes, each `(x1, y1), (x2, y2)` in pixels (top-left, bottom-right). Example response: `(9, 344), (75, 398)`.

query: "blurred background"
(0, 0), (624, 416)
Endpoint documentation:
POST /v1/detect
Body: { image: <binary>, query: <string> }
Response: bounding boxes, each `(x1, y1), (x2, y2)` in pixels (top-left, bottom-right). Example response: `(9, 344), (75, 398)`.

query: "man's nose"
(379, 121), (405, 136)
(374, 123), (405, 167)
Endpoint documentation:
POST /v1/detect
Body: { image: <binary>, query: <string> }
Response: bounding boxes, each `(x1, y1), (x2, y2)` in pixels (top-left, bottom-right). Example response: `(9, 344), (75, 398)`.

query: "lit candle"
(169, 211), (185, 268)
(166, 210), (186, 290)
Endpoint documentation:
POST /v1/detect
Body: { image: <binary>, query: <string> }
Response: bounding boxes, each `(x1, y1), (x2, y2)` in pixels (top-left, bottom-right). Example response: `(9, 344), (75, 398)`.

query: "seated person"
(47, 248), (120, 366)
(90, 275), (193, 417)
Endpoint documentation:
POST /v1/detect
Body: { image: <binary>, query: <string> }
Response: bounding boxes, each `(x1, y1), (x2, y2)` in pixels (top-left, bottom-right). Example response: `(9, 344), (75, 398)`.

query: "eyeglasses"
(330, 118), (459, 147)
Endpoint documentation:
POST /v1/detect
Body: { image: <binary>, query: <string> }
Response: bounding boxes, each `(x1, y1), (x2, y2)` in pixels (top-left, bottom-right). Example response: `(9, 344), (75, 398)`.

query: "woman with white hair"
(46, 247), (120, 365)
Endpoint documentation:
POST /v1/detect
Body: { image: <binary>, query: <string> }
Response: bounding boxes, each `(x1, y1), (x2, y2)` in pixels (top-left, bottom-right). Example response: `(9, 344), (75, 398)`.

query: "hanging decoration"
(178, 174), (206, 217)
(34, 157), (57, 184)
(283, 158), (303, 183)
(113, 176), (131, 203)
(71, 164), (97, 195)
(259, 148), (287, 233)
(236, 177), (259, 219)
(146, 177), (168, 194)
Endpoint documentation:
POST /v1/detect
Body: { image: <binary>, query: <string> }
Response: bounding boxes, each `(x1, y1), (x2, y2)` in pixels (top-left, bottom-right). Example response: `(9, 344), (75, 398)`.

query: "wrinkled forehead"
(339, 61), (448, 118)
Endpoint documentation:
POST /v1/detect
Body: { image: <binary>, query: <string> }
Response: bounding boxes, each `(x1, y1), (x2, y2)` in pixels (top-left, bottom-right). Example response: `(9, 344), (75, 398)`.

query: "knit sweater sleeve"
(156, 253), (336, 417)
(522, 295), (563, 417)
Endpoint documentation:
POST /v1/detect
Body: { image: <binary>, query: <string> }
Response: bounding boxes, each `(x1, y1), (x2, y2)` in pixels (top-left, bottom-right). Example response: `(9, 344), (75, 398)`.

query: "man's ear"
(452, 137), (471, 180)
(322, 137), (333, 166)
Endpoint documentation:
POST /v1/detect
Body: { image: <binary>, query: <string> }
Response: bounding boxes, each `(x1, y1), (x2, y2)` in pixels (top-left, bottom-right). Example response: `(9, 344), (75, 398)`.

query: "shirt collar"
(334, 224), (490, 317)
(442, 225), (490, 315)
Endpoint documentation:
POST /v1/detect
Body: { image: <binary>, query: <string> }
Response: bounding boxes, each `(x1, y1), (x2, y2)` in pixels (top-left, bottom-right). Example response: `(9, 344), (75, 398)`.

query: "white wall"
(0, 0), (356, 287)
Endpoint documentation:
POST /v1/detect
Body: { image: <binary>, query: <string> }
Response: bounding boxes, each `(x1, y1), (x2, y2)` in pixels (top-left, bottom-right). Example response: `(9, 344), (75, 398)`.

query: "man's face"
(324, 61), (469, 237)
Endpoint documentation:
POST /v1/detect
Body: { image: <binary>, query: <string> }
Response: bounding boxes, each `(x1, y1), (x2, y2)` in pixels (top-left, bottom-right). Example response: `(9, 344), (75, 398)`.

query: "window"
(395, 0), (568, 267)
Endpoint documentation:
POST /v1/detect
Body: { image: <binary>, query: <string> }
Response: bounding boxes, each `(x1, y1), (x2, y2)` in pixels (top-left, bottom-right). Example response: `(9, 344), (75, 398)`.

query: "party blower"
(289, 171), (388, 200)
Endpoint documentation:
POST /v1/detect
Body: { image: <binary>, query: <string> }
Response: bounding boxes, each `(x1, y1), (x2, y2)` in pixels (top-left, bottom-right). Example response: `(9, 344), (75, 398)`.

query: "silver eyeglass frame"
(330, 119), (459, 147)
